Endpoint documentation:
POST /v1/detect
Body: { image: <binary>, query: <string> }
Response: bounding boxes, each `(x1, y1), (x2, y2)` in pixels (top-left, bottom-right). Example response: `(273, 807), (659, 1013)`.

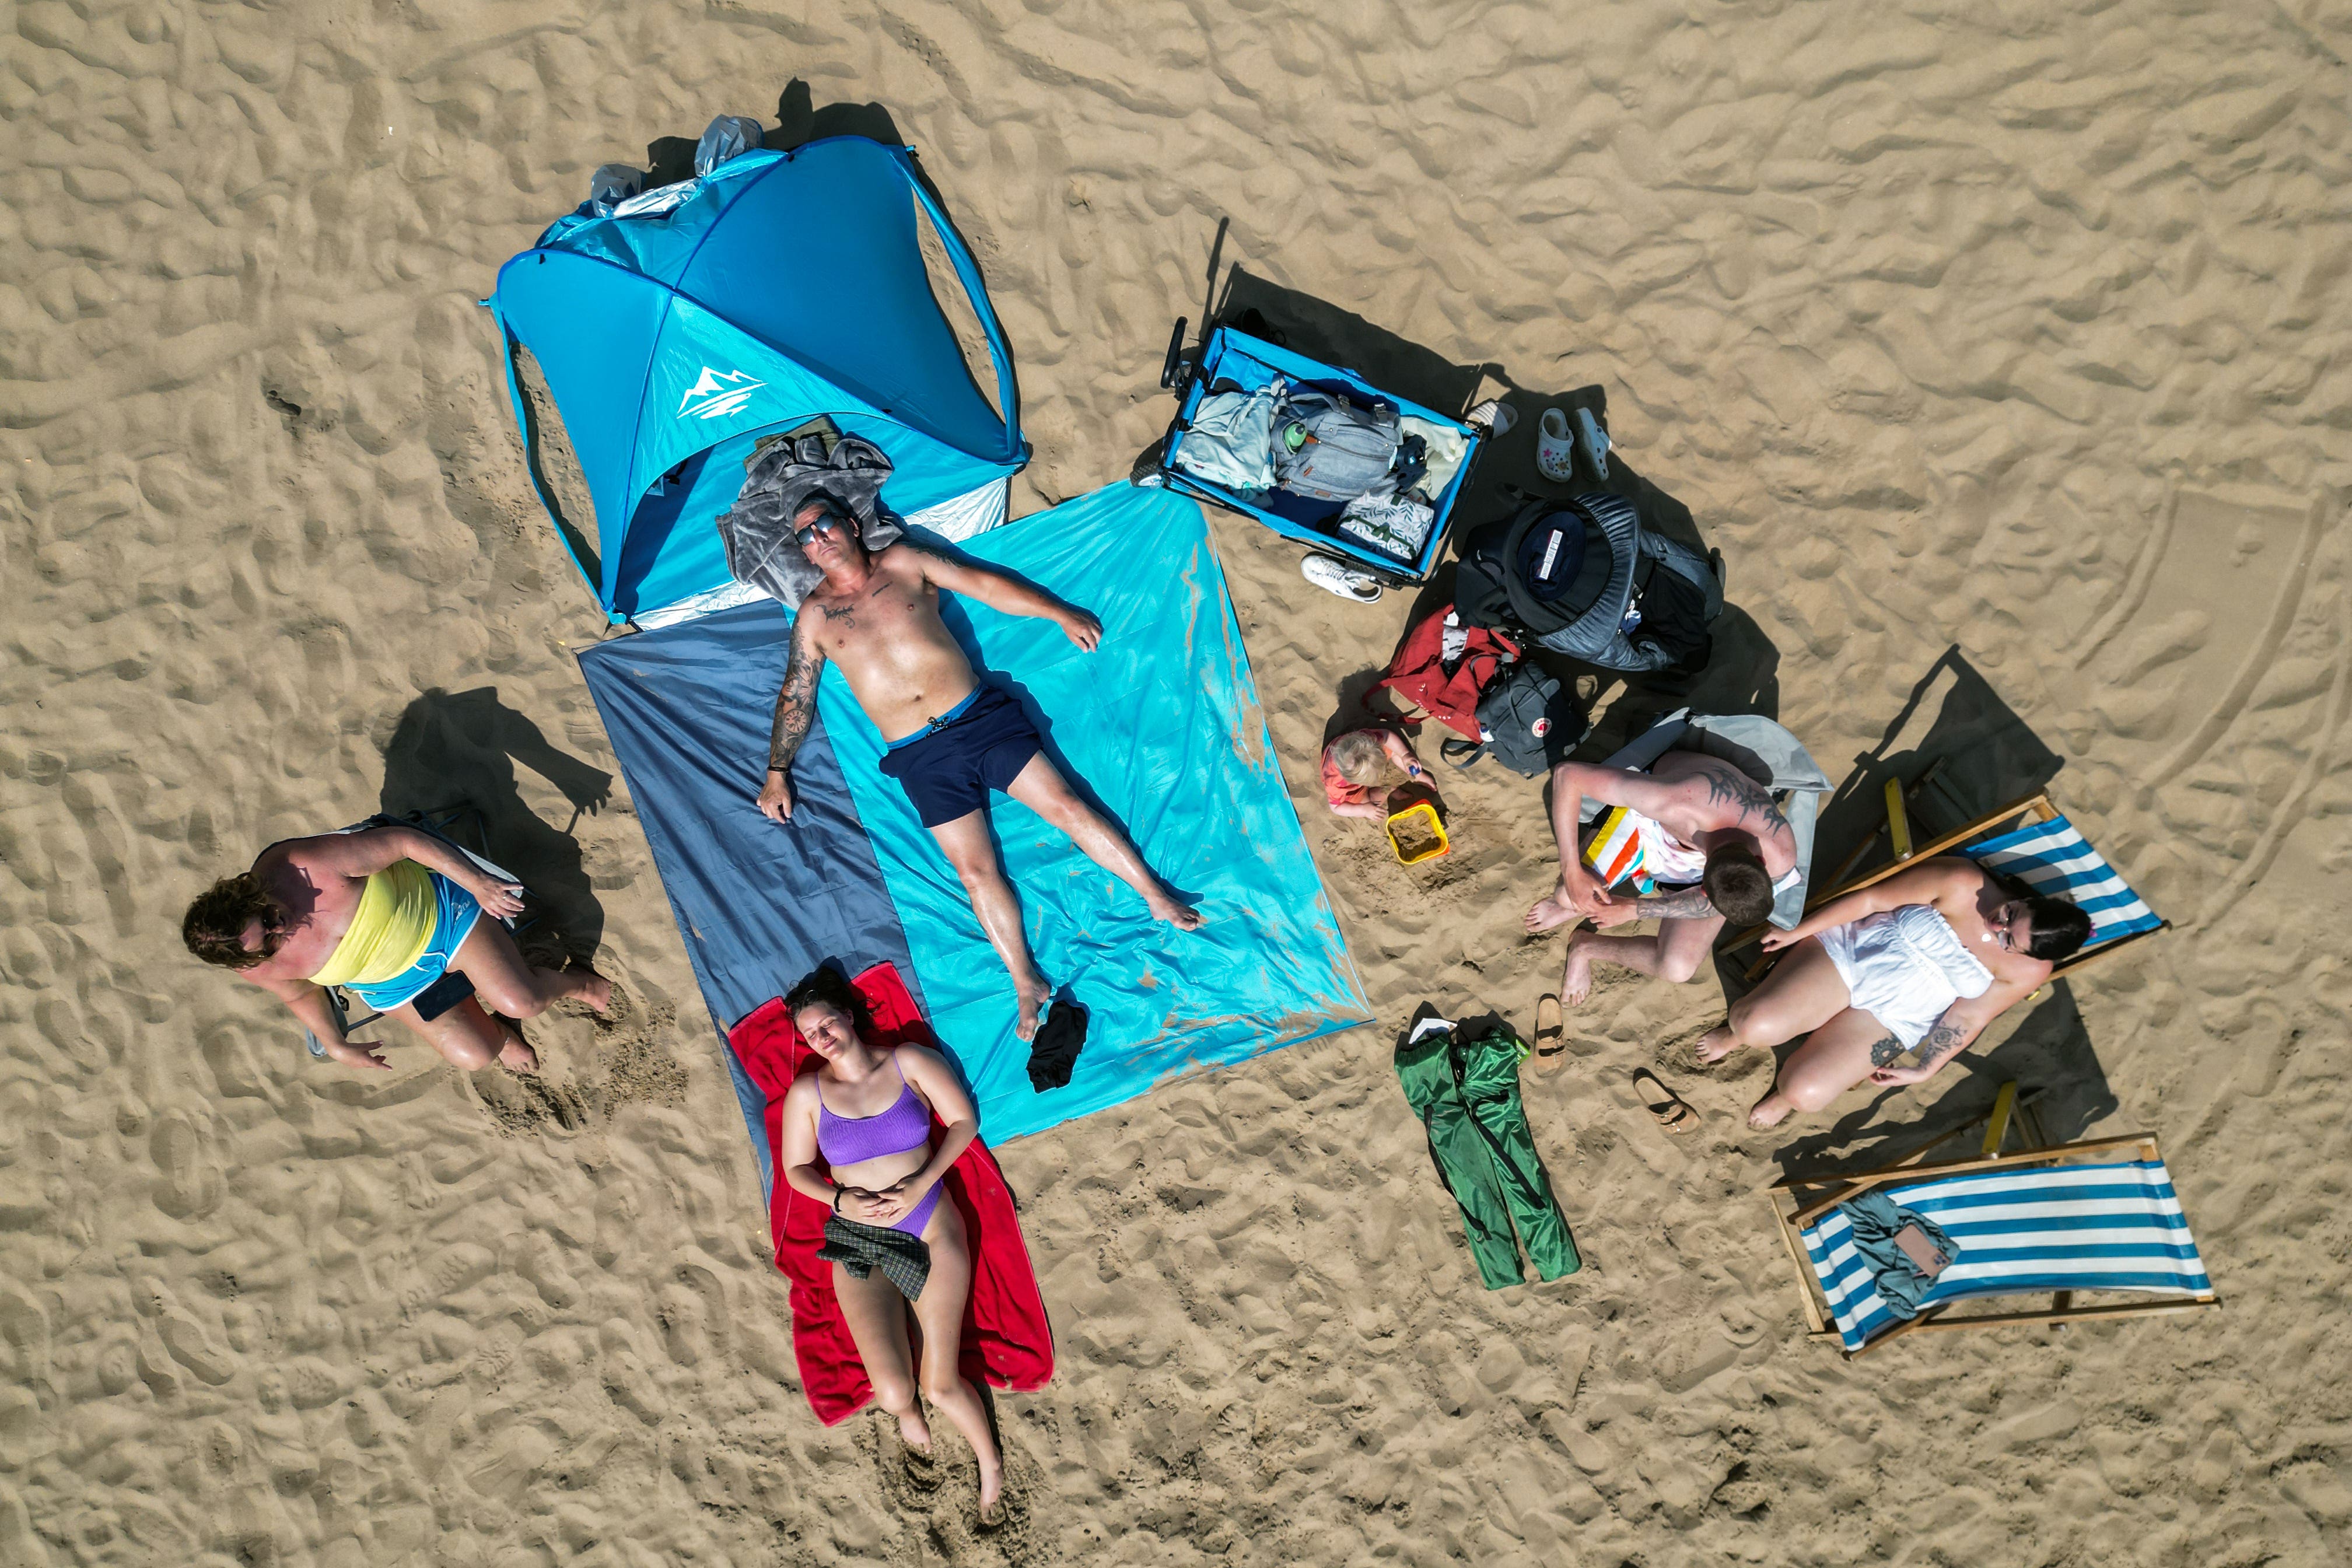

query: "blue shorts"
(876, 684), (1044, 828)
(347, 872), (484, 1016)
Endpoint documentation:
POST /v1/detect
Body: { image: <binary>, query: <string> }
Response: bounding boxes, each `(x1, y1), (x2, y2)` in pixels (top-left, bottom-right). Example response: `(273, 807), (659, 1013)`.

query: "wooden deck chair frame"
(1727, 786), (2170, 982)
(1765, 1088), (2222, 1359)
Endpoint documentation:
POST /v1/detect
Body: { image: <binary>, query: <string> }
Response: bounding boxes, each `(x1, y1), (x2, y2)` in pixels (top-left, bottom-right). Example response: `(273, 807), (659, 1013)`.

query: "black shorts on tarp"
(876, 684), (1044, 828)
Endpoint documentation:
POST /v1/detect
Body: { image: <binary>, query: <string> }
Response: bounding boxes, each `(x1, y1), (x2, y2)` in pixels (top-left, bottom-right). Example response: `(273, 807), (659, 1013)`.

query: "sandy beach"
(5, 2), (2351, 1564)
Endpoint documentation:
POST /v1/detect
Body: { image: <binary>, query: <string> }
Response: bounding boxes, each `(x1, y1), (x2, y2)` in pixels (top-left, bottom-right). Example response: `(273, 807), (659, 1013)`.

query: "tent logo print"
(677, 366), (765, 421)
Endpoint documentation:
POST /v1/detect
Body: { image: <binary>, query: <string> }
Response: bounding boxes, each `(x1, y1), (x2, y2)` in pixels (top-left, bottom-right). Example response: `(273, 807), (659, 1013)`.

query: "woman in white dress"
(1696, 856), (2090, 1129)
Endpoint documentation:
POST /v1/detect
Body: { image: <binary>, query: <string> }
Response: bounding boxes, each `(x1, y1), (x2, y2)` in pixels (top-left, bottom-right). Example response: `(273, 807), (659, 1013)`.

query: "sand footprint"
(592, 1185), (639, 1269)
(472, 1069), (593, 1137)
(149, 1110), (223, 1220)
(597, 1331), (663, 1428)
(855, 1408), (1046, 1556)
(157, 1306), (236, 1387)
(656, 1268), (722, 1368)
(0, 1290), (47, 1390)
(283, 1356), (348, 1410)
(393, 1241), (497, 1320)
(428, 1242), (498, 1298)
(513, 1232), (581, 1311)
(93, 1336), (137, 1397)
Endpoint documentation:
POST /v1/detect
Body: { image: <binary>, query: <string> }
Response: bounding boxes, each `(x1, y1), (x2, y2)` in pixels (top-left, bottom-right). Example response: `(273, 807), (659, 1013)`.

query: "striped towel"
(1964, 811), (2161, 951)
(1582, 805), (1650, 891)
(1799, 1159), (2211, 1352)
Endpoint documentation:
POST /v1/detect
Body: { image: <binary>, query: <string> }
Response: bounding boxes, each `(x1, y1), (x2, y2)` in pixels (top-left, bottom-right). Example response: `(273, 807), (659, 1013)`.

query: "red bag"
(729, 963), (1055, 1424)
(1376, 607), (1520, 741)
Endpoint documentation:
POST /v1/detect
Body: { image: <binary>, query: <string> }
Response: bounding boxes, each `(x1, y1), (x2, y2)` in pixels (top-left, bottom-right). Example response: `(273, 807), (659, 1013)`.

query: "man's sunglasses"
(795, 512), (848, 546)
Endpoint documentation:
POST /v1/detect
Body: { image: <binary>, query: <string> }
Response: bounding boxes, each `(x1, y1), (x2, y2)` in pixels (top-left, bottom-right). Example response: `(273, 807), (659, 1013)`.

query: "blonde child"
(1321, 726), (1434, 821)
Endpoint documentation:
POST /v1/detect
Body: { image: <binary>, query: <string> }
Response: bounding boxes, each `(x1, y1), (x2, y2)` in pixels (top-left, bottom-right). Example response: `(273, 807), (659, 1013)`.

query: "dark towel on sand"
(1027, 999), (1088, 1091)
(817, 1214), (932, 1301)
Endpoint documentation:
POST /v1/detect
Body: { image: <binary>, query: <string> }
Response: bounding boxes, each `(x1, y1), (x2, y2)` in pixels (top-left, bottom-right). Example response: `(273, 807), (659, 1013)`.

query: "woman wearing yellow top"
(180, 825), (608, 1073)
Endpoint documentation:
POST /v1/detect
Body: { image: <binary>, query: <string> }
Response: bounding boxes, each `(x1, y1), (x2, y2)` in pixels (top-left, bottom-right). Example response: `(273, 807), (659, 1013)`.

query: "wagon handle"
(1160, 317), (1191, 390)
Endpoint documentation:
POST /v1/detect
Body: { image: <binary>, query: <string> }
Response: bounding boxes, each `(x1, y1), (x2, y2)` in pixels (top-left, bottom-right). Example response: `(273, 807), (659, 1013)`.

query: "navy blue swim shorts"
(876, 684), (1044, 828)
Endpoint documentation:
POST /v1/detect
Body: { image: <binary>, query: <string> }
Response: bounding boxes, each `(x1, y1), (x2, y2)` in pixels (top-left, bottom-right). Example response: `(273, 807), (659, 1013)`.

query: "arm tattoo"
(1633, 886), (1720, 921)
(1699, 765), (1791, 836)
(1868, 1034), (1905, 1068)
(1911, 1009), (1971, 1072)
(766, 634), (825, 772)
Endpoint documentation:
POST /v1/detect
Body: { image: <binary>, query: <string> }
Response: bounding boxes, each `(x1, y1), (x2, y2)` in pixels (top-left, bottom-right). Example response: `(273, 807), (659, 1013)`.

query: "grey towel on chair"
(715, 429), (905, 610)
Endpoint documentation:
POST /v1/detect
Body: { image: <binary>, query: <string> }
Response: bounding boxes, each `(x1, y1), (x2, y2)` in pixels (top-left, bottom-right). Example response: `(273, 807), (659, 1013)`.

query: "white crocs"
(1301, 553), (1383, 604)
(1536, 407), (1577, 482)
(1573, 406), (1612, 481)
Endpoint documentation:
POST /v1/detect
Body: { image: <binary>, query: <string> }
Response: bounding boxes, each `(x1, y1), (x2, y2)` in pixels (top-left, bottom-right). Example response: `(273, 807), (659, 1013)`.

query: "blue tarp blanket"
(578, 482), (1371, 1188)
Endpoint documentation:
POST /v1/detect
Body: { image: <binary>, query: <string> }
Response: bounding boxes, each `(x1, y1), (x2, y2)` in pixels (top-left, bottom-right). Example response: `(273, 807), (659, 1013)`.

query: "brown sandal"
(1531, 993), (1567, 1073)
(1631, 1068), (1698, 1134)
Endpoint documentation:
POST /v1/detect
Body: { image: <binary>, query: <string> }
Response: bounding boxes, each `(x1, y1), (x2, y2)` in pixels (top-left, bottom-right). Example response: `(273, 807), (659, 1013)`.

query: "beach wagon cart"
(1152, 321), (1488, 586)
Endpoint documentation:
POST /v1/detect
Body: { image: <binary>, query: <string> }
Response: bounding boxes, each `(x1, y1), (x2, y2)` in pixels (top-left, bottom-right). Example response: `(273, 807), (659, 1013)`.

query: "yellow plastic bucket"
(1386, 799), (1451, 865)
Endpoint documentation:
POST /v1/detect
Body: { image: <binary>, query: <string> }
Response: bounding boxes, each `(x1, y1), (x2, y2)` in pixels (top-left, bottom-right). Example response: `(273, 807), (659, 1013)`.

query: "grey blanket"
(715, 429), (905, 609)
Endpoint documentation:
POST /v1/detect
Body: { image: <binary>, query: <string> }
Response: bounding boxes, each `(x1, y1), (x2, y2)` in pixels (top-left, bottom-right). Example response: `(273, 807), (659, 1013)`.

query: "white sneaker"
(1536, 408), (1577, 482)
(1301, 553), (1382, 603)
(1572, 407), (1612, 481)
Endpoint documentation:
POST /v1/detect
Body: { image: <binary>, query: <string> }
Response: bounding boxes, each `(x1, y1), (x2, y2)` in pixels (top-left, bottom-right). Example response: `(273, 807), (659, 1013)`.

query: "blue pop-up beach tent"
(489, 136), (1027, 626)
(491, 136), (1369, 1186)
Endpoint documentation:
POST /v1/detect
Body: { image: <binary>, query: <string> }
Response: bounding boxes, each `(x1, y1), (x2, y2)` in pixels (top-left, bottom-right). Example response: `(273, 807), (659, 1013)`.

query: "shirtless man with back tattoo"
(757, 498), (1203, 1041)
(1524, 751), (1798, 1006)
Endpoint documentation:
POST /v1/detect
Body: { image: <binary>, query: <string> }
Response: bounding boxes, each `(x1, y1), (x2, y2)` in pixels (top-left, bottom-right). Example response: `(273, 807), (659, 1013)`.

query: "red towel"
(1376, 607), (1520, 741)
(728, 963), (1056, 1424)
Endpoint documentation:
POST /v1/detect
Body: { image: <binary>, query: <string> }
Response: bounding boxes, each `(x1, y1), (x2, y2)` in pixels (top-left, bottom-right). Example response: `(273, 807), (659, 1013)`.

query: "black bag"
(1623, 547), (1717, 674)
(1454, 493), (1721, 675)
(1441, 660), (1584, 776)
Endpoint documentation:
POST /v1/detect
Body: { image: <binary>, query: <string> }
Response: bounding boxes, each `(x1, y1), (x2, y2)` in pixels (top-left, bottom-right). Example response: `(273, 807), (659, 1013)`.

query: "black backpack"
(1454, 494), (1721, 676)
(1441, 660), (1585, 776)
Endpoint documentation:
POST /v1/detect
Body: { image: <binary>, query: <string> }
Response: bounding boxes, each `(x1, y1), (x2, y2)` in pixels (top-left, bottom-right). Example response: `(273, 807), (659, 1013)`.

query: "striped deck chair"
(1768, 1128), (2219, 1358)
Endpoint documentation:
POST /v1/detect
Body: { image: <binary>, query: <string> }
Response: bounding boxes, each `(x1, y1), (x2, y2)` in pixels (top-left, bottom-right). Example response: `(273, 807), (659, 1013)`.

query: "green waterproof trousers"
(1394, 1024), (1581, 1289)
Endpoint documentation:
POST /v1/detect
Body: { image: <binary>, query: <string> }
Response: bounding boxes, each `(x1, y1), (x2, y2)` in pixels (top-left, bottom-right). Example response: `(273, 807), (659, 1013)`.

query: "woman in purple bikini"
(773, 967), (1005, 1524)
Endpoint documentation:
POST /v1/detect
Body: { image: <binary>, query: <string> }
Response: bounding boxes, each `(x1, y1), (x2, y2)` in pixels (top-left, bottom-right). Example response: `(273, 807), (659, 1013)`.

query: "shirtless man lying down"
(757, 498), (1202, 1040)
(1524, 751), (1797, 1004)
